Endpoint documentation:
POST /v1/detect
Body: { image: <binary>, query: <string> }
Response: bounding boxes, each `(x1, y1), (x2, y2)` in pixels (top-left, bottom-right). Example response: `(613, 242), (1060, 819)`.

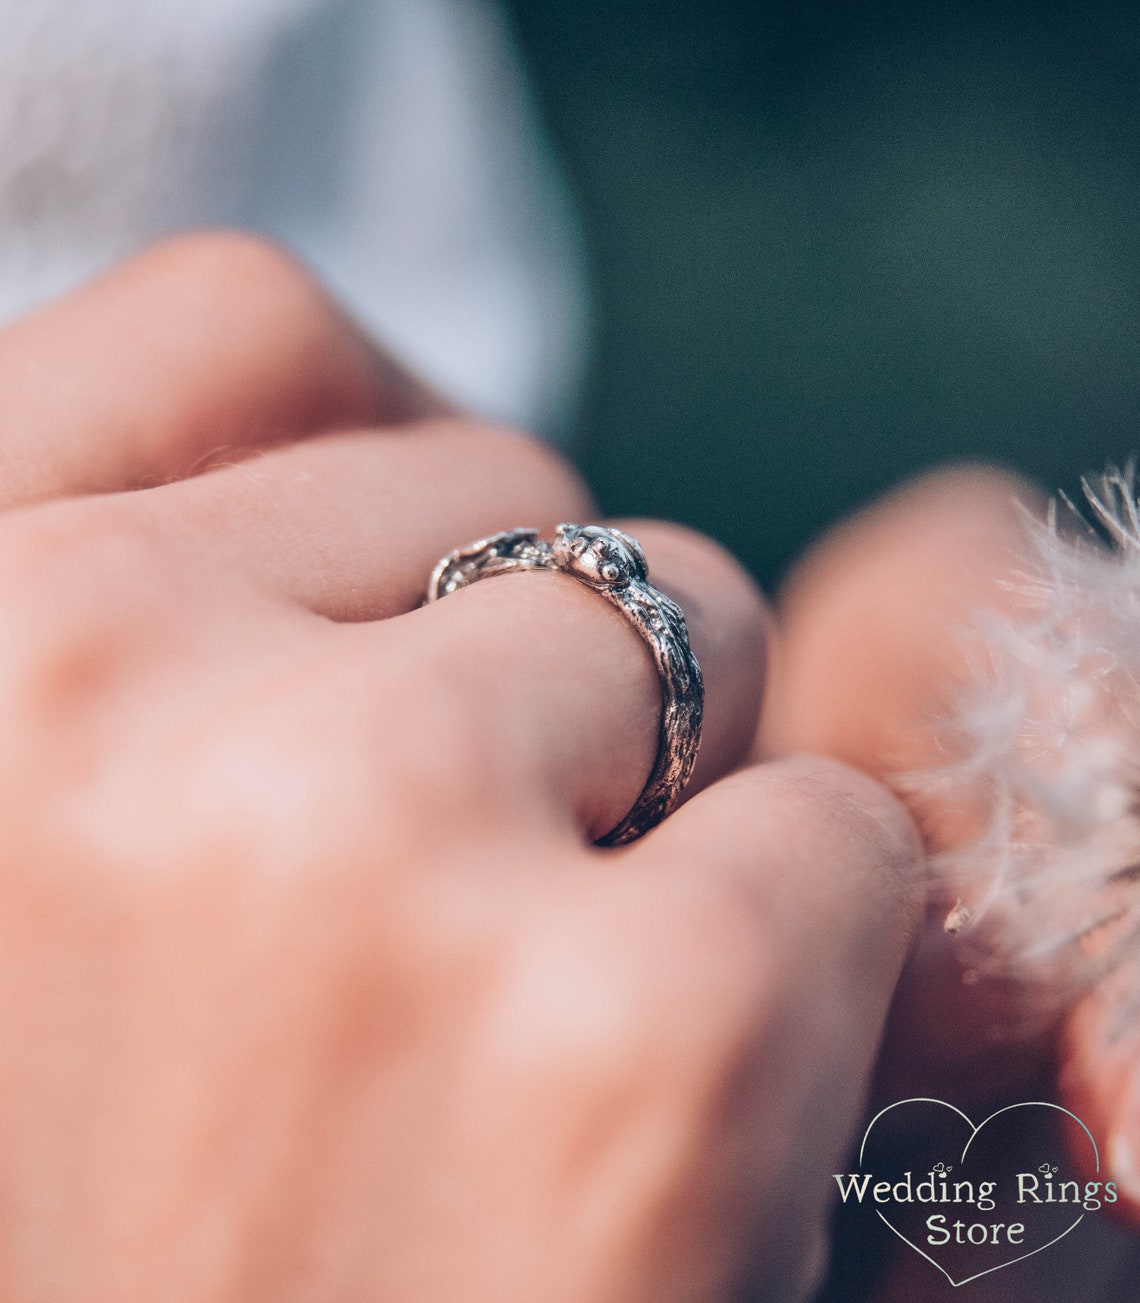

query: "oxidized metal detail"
(426, 524), (704, 846)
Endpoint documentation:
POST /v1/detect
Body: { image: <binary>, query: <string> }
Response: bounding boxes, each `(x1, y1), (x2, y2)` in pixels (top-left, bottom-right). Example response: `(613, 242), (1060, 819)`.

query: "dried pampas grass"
(904, 467), (1140, 1028)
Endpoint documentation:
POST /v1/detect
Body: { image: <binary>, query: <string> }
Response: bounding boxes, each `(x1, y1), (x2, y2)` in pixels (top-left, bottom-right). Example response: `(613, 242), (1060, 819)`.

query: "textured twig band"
(426, 524), (704, 845)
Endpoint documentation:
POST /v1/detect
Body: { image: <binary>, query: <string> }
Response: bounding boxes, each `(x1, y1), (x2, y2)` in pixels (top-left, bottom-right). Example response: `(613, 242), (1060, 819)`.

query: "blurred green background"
(502, 0), (1140, 588)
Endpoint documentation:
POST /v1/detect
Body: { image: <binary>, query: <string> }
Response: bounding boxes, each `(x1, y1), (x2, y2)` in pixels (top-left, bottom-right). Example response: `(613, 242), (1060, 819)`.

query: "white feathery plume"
(902, 467), (1140, 1029)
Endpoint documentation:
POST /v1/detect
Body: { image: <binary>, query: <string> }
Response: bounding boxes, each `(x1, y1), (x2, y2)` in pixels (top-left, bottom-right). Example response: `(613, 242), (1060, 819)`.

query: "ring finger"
(2, 416), (768, 847)
(138, 428), (769, 839)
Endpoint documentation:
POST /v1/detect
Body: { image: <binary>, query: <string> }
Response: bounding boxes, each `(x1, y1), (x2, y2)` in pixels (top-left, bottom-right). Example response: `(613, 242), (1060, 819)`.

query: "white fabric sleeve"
(234, 0), (589, 441)
(0, 0), (588, 441)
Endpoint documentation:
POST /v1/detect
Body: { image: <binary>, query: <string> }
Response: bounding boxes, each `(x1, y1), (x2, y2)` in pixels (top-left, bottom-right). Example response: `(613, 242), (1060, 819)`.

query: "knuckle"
(0, 503), (181, 718)
(484, 911), (660, 1103)
(462, 888), (783, 1228)
(156, 711), (340, 873)
(484, 885), (777, 1117)
(46, 687), (356, 888)
(139, 228), (320, 310)
(134, 230), (386, 425)
(170, 660), (474, 871)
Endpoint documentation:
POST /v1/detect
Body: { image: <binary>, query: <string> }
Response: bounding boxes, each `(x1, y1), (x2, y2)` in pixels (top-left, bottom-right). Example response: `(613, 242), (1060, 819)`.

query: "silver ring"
(425, 524), (704, 846)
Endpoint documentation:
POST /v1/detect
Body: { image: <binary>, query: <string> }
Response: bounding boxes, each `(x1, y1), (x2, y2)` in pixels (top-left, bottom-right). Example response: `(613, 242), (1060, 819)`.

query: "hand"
(0, 232), (921, 1302)
(763, 466), (1140, 1295)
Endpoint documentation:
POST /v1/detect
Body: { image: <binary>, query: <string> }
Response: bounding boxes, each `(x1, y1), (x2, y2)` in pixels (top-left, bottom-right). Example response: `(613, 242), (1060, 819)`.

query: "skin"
(0, 232), (923, 1302)
(763, 468), (1056, 1101)
(765, 467), (1140, 1295)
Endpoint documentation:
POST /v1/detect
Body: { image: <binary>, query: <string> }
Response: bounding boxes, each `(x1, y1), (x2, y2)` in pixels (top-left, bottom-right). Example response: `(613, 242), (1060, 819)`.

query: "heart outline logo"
(857, 1097), (1100, 1288)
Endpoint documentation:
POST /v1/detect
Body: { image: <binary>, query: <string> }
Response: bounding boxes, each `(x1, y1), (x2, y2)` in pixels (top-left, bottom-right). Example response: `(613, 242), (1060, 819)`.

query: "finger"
(612, 757), (922, 1291)
(760, 466), (1056, 1099)
(451, 761), (918, 1300)
(364, 518), (771, 843)
(621, 756), (923, 1026)
(118, 422), (596, 622)
(760, 463), (1043, 847)
(12, 455), (763, 846)
(0, 230), (446, 506)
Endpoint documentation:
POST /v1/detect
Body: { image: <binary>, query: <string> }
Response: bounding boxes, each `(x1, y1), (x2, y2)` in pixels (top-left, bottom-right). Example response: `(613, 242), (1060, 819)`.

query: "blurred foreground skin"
(764, 466), (1140, 1267)
(0, 231), (922, 1302)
